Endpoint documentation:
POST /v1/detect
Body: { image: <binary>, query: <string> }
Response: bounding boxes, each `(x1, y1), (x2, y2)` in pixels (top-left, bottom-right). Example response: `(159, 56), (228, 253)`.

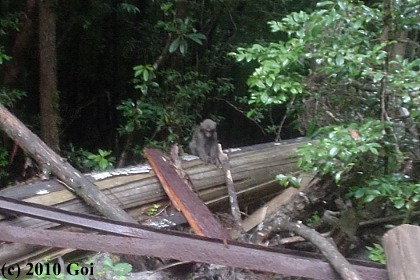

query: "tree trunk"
(3, 0), (37, 87)
(39, 0), (60, 152)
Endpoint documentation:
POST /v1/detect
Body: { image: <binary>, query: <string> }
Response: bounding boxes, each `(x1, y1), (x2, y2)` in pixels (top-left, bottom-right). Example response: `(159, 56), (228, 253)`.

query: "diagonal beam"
(144, 148), (231, 240)
(0, 103), (135, 223)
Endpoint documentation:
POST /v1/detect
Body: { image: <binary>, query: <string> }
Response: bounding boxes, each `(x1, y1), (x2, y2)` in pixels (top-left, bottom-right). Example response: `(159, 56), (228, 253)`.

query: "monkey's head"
(200, 119), (217, 139)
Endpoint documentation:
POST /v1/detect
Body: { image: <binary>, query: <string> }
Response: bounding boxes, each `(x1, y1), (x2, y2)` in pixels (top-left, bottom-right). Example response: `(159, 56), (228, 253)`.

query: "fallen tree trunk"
(0, 139), (307, 228)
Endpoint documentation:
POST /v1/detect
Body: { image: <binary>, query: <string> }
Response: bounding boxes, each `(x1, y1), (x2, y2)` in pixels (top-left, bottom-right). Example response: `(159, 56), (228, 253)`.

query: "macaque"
(189, 119), (219, 165)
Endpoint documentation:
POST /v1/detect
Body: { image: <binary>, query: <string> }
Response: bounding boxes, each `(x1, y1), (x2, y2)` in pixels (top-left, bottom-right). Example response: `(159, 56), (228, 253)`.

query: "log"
(383, 224), (420, 280)
(218, 144), (242, 228)
(0, 139), (307, 263)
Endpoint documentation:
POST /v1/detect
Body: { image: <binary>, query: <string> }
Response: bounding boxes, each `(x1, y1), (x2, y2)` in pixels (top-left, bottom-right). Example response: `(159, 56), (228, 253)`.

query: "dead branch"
(0, 103), (135, 223)
(218, 144), (242, 230)
(266, 210), (364, 280)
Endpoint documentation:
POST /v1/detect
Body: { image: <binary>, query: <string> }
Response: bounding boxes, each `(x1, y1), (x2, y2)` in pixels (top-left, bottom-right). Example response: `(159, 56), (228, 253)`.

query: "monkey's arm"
(209, 141), (220, 165)
(197, 133), (213, 163)
(189, 138), (197, 155)
(197, 146), (211, 163)
(189, 131), (210, 163)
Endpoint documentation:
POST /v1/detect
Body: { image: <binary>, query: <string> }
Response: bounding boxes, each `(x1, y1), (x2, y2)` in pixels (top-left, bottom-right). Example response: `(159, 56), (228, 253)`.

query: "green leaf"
(261, 92), (269, 104)
(87, 154), (97, 160)
(353, 188), (365, 199)
(276, 174), (286, 181)
(169, 38), (180, 53)
(103, 257), (113, 267)
(113, 263), (132, 276)
(337, 1), (346, 10)
(255, 79), (265, 88)
(290, 177), (301, 187)
(316, 1), (334, 7)
(393, 198), (405, 209)
(179, 40), (188, 55)
(373, 72), (384, 83)
(364, 194), (376, 203)
(369, 147), (379, 155)
(321, 162), (332, 173)
(120, 3), (140, 14)
(353, 19), (363, 29)
(143, 70), (149, 81)
(335, 55), (344, 66)
(99, 158), (107, 168)
(311, 24), (322, 37)
(125, 122), (134, 132)
(189, 33), (206, 44)
(98, 149), (106, 157)
(360, 145), (368, 152)
(334, 171), (341, 182)
(329, 146), (339, 156)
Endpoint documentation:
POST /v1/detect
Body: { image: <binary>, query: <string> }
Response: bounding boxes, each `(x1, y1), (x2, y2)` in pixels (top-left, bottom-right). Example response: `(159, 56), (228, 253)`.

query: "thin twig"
(216, 98), (266, 136)
(275, 96), (295, 141)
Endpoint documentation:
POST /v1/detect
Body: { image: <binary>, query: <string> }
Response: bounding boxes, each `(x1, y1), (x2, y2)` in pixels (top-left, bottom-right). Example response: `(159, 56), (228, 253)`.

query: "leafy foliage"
(0, 46), (10, 64)
(66, 146), (115, 172)
(0, 10), (21, 66)
(232, 0), (420, 223)
(154, 1), (206, 55)
(349, 174), (420, 222)
(366, 243), (386, 264)
(118, 67), (233, 153)
(0, 88), (26, 106)
(147, 203), (161, 215)
(96, 257), (132, 279)
(229, 1), (420, 129)
(276, 174), (301, 188)
(83, 149), (116, 171)
(0, 12), (22, 35)
(293, 120), (390, 182)
(229, 1), (386, 115)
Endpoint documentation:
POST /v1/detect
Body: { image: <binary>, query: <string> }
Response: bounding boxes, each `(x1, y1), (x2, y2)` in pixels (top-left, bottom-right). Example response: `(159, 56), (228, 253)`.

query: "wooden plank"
(383, 224), (420, 280)
(144, 148), (231, 240)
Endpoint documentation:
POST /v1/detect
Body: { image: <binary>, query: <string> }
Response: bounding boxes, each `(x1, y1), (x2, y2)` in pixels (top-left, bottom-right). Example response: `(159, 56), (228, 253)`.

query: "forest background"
(1, 0), (420, 240)
(0, 0), (317, 179)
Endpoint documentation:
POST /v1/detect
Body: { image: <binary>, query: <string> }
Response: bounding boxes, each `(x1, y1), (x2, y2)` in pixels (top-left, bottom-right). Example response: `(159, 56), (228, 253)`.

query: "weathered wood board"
(383, 224), (420, 280)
